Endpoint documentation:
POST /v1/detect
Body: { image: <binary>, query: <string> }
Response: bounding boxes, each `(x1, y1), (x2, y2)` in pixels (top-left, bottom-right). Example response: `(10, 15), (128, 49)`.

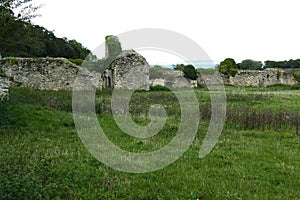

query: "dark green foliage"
(0, 6), (91, 59)
(174, 64), (198, 80)
(150, 85), (171, 91)
(237, 59), (263, 70)
(218, 58), (238, 76)
(183, 64), (198, 80)
(0, 100), (10, 126)
(265, 59), (300, 68)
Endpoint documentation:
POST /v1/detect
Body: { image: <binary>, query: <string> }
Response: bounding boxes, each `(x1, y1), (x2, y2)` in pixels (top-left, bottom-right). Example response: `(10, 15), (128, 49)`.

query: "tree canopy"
(0, 0), (92, 59)
(237, 59), (263, 70)
(174, 64), (198, 80)
(218, 58), (238, 76)
(264, 59), (300, 69)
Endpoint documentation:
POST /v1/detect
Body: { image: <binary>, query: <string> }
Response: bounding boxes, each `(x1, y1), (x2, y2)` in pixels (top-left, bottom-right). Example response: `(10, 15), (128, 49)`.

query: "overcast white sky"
(32, 0), (300, 66)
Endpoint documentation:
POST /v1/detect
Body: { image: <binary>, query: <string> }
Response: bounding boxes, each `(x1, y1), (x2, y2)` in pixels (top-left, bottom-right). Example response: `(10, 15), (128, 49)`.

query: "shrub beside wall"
(292, 71), (300, 82)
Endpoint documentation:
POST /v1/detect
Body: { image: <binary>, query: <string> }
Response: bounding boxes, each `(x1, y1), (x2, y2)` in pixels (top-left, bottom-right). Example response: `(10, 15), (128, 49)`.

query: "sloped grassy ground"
(0, 87), (300, 199)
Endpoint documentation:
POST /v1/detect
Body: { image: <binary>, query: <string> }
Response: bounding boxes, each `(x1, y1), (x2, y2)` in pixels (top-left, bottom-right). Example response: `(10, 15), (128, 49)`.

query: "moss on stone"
(68, 59), (84, 66)
(6, 57), (19, 65)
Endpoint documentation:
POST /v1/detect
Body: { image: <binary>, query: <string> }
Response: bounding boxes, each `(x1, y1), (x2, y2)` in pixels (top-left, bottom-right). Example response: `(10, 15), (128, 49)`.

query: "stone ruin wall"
(0, 76), (10, 100)
(0, 57), (299, 97)
(149, 69), (193, 88)
(228, 69), (298, 87)
(0, 35), (150, 93)
(0, 57), (102, 91)
(196, 68), (299, 87)
(103, 50), (150, 91)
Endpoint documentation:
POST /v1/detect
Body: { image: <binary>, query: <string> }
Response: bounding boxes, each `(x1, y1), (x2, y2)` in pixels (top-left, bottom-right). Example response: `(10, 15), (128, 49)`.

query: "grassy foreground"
(0, 87), (300, 199)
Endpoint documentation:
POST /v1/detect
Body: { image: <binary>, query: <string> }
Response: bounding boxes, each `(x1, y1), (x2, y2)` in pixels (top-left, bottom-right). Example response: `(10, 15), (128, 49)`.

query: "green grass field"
(1, 87), (300, 199)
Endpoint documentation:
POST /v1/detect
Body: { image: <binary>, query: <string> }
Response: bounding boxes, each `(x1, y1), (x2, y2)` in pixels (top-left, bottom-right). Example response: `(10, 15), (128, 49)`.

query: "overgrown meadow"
(1, 86), (300, 199)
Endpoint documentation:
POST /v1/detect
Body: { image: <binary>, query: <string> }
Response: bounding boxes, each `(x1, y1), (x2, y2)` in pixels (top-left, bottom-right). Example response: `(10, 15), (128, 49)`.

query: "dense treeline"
(218, 58), (300, 76)
(236, 59), (300, 70)
(218, 58), (300, 77)
(264, 59), (300, 69)
(0, 1), (91, 59)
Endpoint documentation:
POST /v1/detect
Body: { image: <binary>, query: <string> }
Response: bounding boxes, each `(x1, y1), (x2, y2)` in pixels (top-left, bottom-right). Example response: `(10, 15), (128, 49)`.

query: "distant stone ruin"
(149, 68), (193, 88)
(226, 68), (298, 87)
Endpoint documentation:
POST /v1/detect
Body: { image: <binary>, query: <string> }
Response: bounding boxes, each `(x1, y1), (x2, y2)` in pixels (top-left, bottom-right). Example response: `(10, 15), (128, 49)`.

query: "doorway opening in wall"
(107, 76), (111, 88)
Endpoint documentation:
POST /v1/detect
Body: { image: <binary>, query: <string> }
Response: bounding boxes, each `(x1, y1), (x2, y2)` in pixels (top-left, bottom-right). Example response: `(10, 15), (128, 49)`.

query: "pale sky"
(32, 0), (300, 66)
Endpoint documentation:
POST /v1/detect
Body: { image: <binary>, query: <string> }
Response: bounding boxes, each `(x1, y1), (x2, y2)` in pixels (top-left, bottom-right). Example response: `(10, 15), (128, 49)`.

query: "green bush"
(174, 64), (198, 80)
(290, 84), (300, 90)
(292, 71), (300, 82)
(183, 64), (198, 80)
(150, 85), (170, 91)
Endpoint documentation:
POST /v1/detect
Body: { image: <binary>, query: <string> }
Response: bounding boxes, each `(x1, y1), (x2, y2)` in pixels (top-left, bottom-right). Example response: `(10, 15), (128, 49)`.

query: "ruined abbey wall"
(103, 50), (150, 90)
(228, 69), (298, 86)
(0, 76), (9, 100)
(0, 57), (102, 91)
(196, 68), (299, 87)
(0, 35), (150, 93)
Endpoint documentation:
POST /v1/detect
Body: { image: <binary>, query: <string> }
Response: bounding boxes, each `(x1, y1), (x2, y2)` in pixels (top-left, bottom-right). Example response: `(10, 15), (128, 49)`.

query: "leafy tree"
(174, 64), (198, 80)
(238, 59), (263, 70)
(287, 59), (300, 68)
(183, 64), (198, 80)
(218, 58), (238, 76)
(0, 1), (92, 59)
(264, 60), (277, 68)
(0, 13), (92, 58)
(68, 40), (91, 59)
